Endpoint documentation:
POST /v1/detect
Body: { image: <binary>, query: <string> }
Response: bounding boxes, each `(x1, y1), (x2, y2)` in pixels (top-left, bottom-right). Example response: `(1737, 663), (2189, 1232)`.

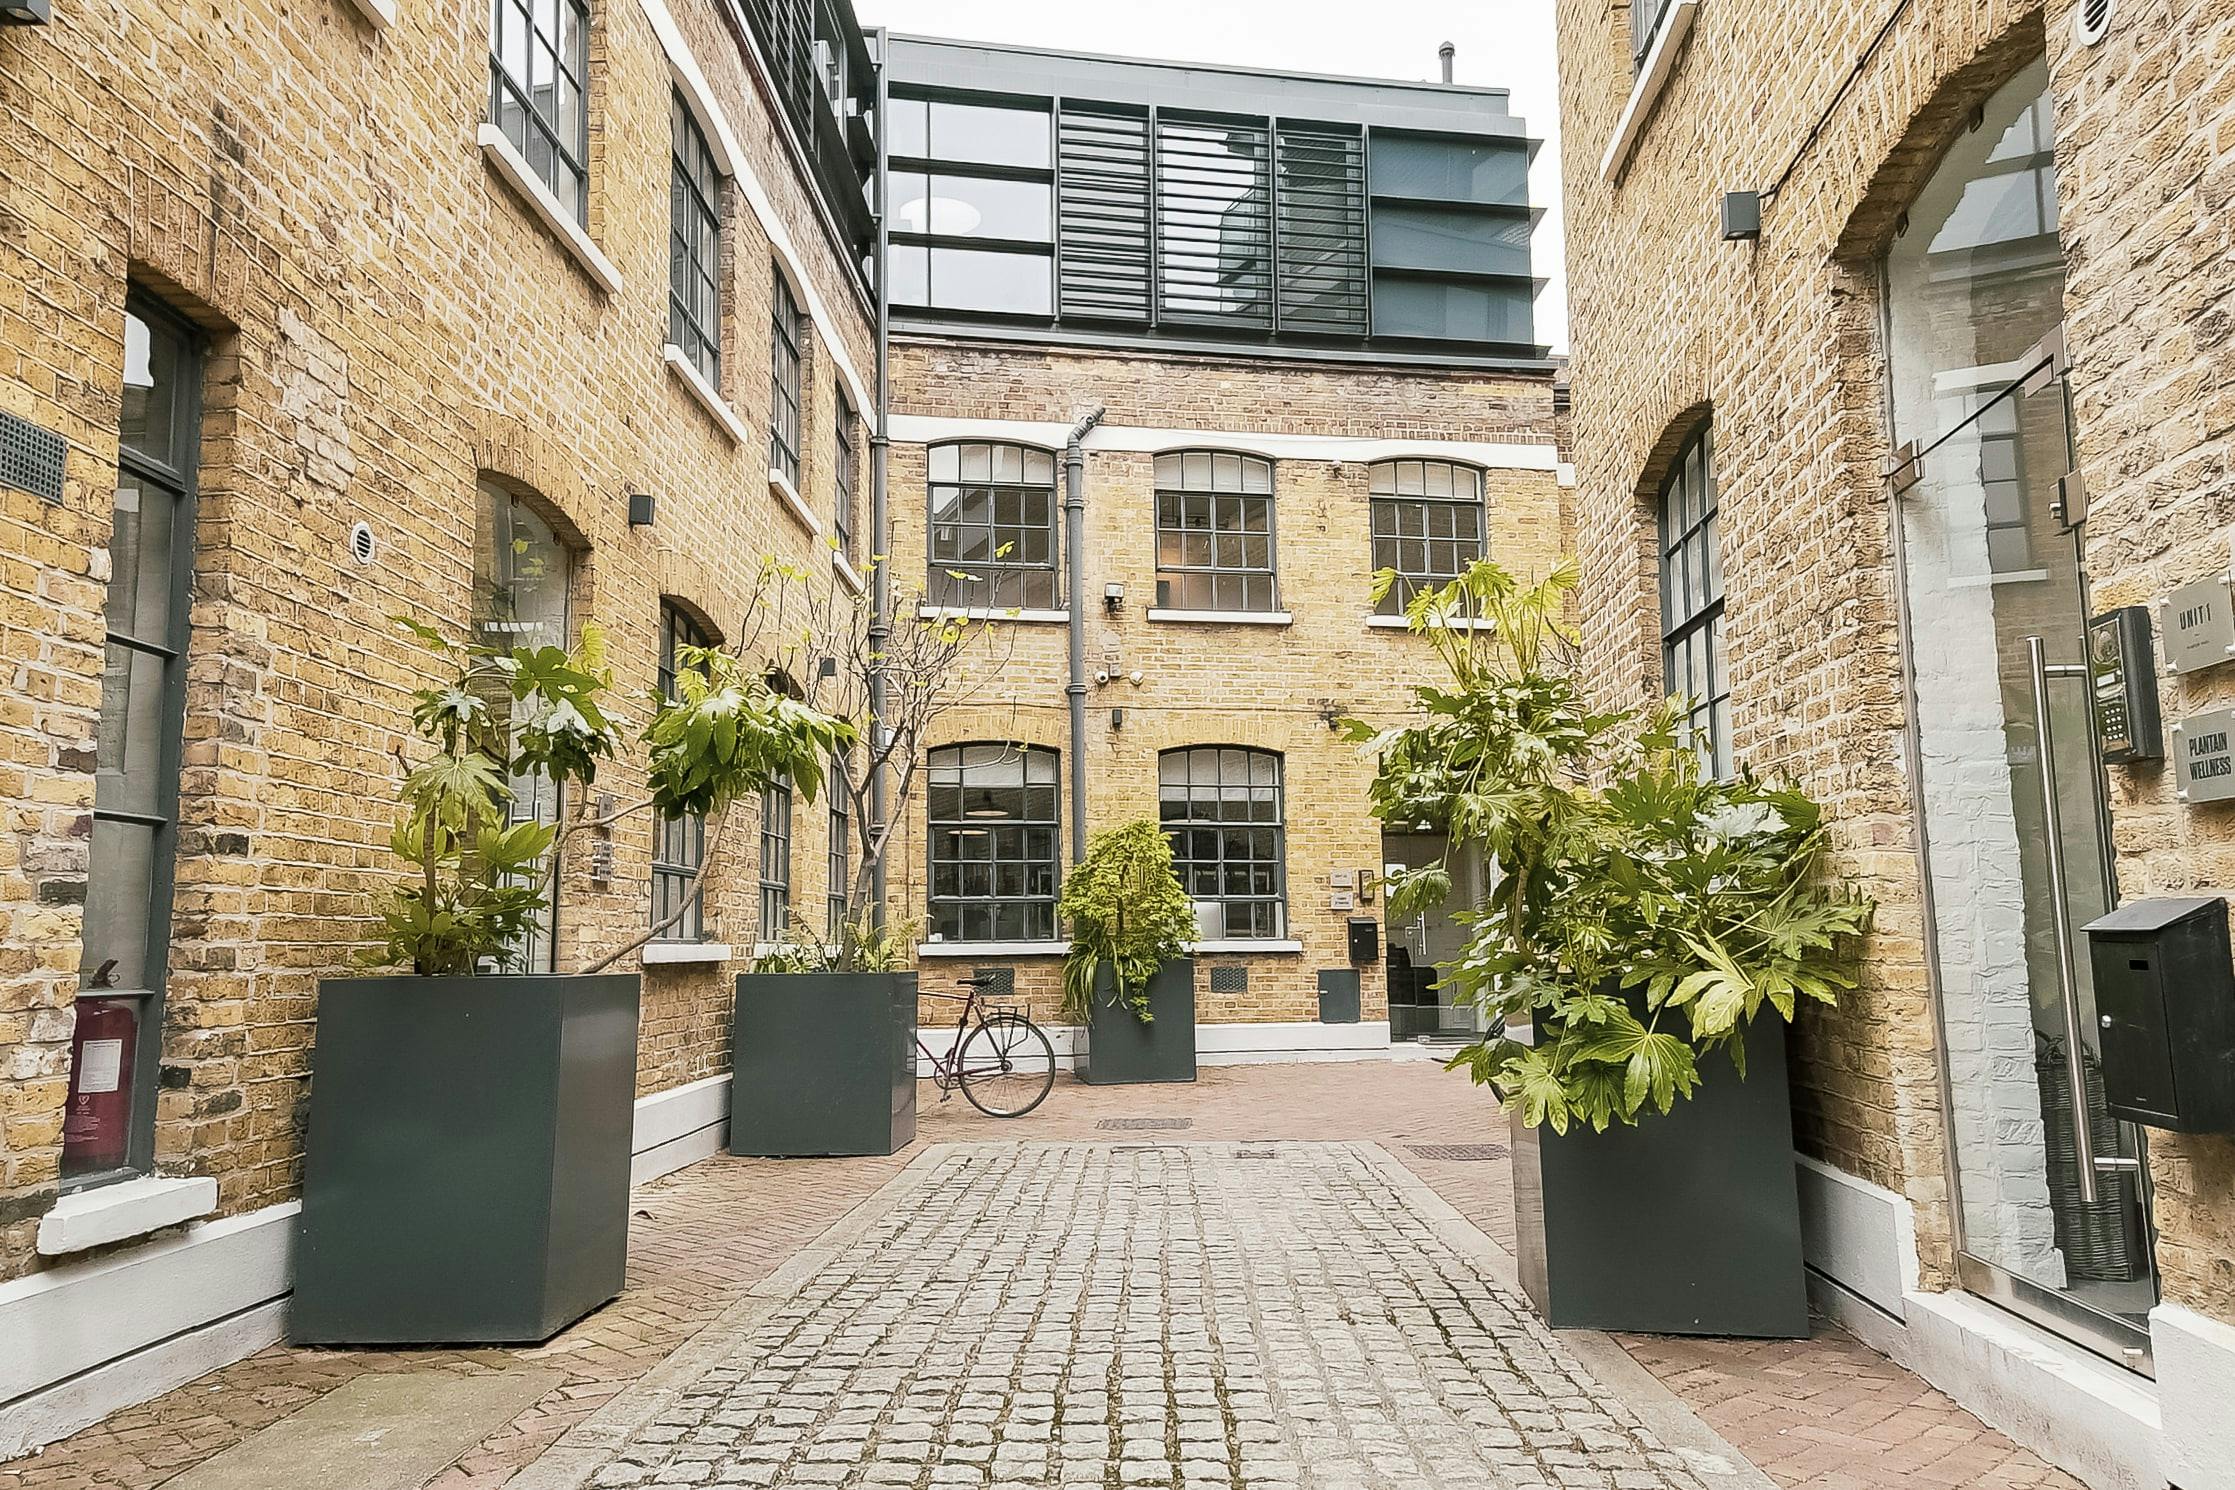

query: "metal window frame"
(826, 745), (851, 940)
(833, 384), (858, 558)
(769, 265), (804, 485)
(1158, 746), (1288, 940)
(1368, 458), (1487, 614)
(758, 777), (793, 938)
(926, 742), (1061, 944)
(886, 85), (1058, 319)
(652, 604), (714, 943)
(1151, 450), (1280, 613)
(669, 90), (724, 387)
(66, 294), (205, 1195)
(925, 440), (1060, 609)
(1656, 424), (1728, 780)
(488, 0), (592, 221)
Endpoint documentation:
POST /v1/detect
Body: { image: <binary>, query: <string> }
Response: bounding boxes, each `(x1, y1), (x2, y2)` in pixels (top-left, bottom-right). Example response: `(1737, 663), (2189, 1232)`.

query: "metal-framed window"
(66, 298), (203, 1191)
(669, 92), (724, 387)
(488, 0), (591, 223)
(769, 266), (803, 487)
(652, 604), (713, 942)
(758, 778), (793, 938)
(927, 441), (1058, 609)
(826, 746), (851, 940)
(1632, 0), (1678, 62)
(833, 386), (858, 560)
(1370, 459), (1487, 614)
(1159, 747), (1286, 941)
(1657, 425), (1729, 780)
(1153, 451), (1277, 612)
(927, 744), (1059, 942)
(887, 90), (1055, 317)
(473, 480), (575, 972)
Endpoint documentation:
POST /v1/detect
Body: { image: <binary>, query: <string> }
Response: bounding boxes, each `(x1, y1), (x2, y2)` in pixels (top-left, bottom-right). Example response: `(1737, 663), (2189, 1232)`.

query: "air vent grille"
(970, 966), (1015, 998)
(2076, 0), (2113, 44)
(0, 409), (66, 504)
(1208, 965), (1249, 994)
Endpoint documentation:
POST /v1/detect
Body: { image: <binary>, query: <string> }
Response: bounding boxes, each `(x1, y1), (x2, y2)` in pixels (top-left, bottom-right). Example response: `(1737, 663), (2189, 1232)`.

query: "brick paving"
(0, 1062), (2082, 1490)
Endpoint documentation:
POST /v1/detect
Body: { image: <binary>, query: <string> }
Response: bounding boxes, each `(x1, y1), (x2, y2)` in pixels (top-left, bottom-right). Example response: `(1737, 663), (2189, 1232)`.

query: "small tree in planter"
(1346, 558), (1873, 1337)
(1061, 820), (1200, 1084)
(295, 617), (845, 1346)
(722, 556), (1018, 1155)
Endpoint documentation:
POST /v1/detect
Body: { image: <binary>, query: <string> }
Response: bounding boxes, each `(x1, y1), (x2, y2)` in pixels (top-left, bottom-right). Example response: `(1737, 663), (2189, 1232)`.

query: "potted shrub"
(723, 559), (1014, 1156)
(1349, 559), (1873, 1338)
(1062, 819), (1199, 1085)
(294, 620), (843, 1345)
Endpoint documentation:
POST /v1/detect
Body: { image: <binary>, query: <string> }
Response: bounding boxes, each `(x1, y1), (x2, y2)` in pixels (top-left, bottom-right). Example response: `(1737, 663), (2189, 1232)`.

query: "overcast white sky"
(861, 0), (1570, 353)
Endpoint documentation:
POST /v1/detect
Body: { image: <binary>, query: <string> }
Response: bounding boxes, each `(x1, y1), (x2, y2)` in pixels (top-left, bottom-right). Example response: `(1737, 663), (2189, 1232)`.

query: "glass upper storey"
(880, 36), (1546, 363)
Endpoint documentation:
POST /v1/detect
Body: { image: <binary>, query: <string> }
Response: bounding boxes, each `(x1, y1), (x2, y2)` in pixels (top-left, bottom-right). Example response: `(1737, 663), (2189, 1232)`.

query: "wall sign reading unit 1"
(2161, 575), (2235, 673)
(2174, 707), (2235, 803)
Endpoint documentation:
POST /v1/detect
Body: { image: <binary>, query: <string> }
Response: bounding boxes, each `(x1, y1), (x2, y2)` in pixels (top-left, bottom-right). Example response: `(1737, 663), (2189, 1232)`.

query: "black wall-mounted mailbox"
(2082, 896), (2235, 1133)
(1346, 916), (1380, 966)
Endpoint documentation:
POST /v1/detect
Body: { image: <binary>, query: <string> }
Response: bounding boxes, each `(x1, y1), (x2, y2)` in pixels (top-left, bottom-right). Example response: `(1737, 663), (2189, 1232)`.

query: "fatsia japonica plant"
(373, 614), (852, 977)
(1341, 558), (1874, 1134)
(1058, 818), (1199, 1024)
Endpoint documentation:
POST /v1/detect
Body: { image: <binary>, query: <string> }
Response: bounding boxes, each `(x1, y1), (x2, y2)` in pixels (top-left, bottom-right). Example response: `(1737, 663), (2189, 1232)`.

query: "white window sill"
(1365, 614), (1496, 632)
(1196, 939), (1304, 955)
(832, 550), (867, 595)
(38, 1175), (218, 1256)
(1600, 0), (1699, 182)
(477, 125), (622, 295)
(347, 0), (395, 26)
(917, 940), (1069, 958)
(1147, 608), (1293, 627)
(643, 941), (733, 966)
(769, 468), (821, 537)
(916, 605), (1070, 625)
(663, 346), (748, 445)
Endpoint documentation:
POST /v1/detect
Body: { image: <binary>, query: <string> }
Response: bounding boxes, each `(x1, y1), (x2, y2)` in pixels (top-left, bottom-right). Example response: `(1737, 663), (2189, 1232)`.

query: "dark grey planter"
(1078, 960), (1196, 1084)
(292, 973), (642, 1345)
(730, 972), (916, 1157)
(1509, 1011), (1808, 1337)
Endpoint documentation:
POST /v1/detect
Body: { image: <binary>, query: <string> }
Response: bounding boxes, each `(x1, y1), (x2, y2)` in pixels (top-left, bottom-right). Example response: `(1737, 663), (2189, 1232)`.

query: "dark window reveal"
(1658, 425), (1729, 780)
(1159, 747), (1287, 941)
(928, 744), (1060, 943)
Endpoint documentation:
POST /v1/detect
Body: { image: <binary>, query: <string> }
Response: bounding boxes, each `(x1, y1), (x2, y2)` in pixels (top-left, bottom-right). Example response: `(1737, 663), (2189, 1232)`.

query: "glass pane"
(893, 174), (1051, 243)
(62, 995), (143, 1179)
(82, 817), (158, 990)
(105, 475), (175, 645)
(1370, 204), (1533, 277)
(926, 99), (1051, 168)
(1366, 134), (1529, 207)
(1370, 275), (1535, 344)
(95, 644), (169, 817)
(119, 311), (181, 467)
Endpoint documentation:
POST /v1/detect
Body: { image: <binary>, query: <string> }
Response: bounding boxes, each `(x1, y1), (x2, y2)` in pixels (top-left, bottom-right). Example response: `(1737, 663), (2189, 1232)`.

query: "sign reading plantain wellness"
(2175, 707), (2235, 803)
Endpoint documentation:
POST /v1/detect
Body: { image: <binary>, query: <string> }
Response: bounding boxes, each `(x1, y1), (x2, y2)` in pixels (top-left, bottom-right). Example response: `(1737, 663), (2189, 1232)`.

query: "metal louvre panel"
(1058, 106), (1152, 321)
(1274, 124), (1366, 335)
(1154, 116), (1273, 329)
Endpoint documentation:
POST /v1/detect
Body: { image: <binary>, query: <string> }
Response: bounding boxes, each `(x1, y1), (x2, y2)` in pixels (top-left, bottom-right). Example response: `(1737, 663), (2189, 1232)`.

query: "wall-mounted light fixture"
(1720, 191), (1761, 242)
(0, 0), (50, 25)
(628, 491), (656, 527)
(1109, 708), (1124, 730)
(1104, 582), (1125, 613)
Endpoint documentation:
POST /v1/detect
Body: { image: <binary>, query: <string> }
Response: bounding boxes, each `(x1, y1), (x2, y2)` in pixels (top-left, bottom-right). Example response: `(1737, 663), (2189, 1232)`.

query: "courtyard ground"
(0, 1063), (2081, 1490)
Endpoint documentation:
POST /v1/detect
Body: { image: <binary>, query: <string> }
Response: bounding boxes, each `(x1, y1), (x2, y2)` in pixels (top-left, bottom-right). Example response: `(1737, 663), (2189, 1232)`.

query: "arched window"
(1153, 451), (1277, 612)
(927, 744), (1060, 942)
(927, 442), (1059, 610)
(1158, 747), (1285, 940)
(652, 603), (714, 944)
(1655, 425), (1727, 780)
(1369, 458), (1486, 614)
(473, 480), (577, 972)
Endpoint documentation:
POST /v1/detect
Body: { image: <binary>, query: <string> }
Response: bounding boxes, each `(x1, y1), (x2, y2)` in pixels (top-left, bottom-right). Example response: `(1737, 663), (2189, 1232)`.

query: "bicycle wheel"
(955, 1011), (1057, 1117)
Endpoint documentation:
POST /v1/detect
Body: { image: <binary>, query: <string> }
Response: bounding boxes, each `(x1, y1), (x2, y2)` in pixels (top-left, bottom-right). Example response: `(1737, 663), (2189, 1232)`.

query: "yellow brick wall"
(0, 0), (869, 1277)
(886, 340), (1566, 1031)
(1556, 0), (2235, 1322)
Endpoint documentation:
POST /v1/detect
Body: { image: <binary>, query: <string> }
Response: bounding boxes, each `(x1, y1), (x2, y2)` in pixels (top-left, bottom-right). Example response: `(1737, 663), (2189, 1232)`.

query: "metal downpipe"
(1064, 404), (1106, 865)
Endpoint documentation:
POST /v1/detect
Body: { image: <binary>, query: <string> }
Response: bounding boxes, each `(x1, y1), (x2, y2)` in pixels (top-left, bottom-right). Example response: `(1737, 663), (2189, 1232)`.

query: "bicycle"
(917, 970), (1057, 1117)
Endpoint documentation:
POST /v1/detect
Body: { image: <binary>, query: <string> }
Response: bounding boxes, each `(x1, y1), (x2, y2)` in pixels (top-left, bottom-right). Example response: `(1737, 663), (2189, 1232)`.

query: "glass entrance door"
(1885, 60), (2157, 1366)
(1381, 833), (1484, 1042)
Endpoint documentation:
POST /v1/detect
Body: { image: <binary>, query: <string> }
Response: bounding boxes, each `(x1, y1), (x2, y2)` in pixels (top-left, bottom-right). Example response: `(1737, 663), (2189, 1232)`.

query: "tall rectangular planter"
(1078, 960), (1196, 1085)
(1509, 1011), (1809, 1337)
(292, 973), (642, 1345)
(730, 972), (916, 1157)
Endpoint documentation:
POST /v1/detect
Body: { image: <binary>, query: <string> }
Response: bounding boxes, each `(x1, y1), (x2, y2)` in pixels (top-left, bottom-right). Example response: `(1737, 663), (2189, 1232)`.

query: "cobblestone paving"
(564, 1143), (1714, 1490)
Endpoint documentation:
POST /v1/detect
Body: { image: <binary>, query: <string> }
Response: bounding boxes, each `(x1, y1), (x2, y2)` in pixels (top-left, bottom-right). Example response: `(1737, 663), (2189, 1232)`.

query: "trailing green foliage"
(1345, 559), (1875, 1134)
(751, 915), (920, 974)
(373, 619), (622, 977)
(1059, 819), (1198, 1024)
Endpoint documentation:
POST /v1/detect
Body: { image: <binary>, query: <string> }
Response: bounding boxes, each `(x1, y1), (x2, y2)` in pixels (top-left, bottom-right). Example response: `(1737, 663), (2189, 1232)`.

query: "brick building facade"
(0, 0), (876, 1451)
(1558, 0), (2235, 1486)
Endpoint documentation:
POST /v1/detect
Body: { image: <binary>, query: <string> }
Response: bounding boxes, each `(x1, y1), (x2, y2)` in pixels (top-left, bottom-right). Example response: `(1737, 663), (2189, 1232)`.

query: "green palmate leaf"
(1059, 819), (1198, 1025)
